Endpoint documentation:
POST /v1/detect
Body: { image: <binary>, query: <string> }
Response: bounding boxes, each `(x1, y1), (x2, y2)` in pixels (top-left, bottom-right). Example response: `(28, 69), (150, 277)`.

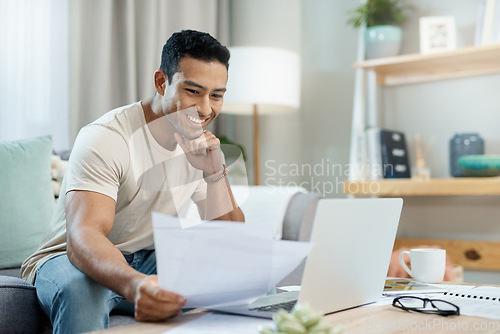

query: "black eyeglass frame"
(392, 296), (460, 317)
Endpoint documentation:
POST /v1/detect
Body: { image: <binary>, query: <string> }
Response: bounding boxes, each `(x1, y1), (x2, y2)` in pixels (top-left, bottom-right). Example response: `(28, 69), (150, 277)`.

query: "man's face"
(162, 56), (227, 140)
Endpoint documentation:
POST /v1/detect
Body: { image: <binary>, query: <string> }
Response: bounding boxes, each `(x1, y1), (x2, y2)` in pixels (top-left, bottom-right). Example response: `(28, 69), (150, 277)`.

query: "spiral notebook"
(427, 285), (500, 320)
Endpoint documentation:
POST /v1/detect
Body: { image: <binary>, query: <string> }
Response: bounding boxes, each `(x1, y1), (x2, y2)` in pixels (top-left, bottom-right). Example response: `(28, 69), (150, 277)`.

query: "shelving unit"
(353, 43), (500, 86)
(347, 43), (500, 192)
(344, 177), (500, 197)
(346, 44), (500, 272)
(394, 238), (500, 271)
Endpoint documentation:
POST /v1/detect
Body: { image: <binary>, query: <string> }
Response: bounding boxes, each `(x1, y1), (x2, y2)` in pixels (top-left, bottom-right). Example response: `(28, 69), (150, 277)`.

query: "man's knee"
(35, 255), (113, 332)
(35, 255), (111, 314)
(57, 272), (108, 305)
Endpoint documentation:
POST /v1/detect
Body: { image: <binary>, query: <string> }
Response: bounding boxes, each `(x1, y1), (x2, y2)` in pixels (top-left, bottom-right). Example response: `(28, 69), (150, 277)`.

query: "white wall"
(300, 0), (359, 197)
(226, 0), (358, 193)
(228, 0), (500, 284)
(223, 0), (302, 186)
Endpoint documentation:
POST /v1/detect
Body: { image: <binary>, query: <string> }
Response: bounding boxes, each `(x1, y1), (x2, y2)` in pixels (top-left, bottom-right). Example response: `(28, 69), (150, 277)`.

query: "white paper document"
(164, 312), (274, 334)
(383, 278), (448, 296)
(425, 285), (500, 320)
(152, 212), (314, 308)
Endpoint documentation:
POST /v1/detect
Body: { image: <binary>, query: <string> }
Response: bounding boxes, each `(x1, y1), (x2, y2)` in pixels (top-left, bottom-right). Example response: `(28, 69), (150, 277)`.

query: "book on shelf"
(366, 128), (383, 179)
(475, 0), (486, 45)
(493, 0), (500, 43)
(475, 0), (500, 45)
(366, 128), (411, 179)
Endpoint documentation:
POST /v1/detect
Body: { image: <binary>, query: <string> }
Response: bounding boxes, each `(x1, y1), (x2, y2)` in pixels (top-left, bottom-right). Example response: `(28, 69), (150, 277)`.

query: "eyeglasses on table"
(392, 296), (460, 316)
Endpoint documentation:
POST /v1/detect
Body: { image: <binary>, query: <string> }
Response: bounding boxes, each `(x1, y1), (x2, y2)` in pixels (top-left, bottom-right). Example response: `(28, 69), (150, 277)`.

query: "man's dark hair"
(160, 30), (230, 84)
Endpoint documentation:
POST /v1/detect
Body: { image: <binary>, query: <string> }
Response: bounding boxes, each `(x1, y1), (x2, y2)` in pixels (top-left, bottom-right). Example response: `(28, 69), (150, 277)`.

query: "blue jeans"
(34, 250), (156, 334)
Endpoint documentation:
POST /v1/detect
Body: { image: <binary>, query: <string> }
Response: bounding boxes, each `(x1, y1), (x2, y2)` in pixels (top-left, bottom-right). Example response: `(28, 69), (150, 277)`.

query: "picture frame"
(419, 16), (457, 54)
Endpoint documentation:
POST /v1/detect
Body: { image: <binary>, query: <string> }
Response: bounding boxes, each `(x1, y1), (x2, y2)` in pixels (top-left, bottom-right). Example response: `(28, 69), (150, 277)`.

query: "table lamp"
(222, 46), (301, 185)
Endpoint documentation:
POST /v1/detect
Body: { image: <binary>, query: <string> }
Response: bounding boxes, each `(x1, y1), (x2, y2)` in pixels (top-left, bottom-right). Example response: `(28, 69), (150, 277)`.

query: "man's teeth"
(187, 115), (203, 124)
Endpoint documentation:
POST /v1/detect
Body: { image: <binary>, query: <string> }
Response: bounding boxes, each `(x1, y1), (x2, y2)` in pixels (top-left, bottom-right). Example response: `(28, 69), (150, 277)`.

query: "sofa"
(0, 135), (322, 333)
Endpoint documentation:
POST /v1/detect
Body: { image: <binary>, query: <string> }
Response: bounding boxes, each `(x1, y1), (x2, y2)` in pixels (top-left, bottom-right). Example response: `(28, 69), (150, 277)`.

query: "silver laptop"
(211, 198), (403, 318)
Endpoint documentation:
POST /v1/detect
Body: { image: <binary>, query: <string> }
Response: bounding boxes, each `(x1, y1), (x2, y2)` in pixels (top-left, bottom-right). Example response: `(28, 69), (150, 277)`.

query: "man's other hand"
(134, 275), (187, 322)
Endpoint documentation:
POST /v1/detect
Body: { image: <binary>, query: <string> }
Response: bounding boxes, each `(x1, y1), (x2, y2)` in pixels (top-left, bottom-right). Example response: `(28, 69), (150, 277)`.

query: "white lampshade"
(222, 46), (301, 114)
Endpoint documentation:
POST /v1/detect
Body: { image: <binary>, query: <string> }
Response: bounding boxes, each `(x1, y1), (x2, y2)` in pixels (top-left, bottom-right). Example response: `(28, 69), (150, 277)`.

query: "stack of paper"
(165, 313), (274, 334)
(383, 278), (446, 296)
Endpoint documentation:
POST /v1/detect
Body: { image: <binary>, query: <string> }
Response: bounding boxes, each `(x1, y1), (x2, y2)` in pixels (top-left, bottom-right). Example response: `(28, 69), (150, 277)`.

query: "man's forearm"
(203, 175), (244, 222)
(67, 226), (145, 302)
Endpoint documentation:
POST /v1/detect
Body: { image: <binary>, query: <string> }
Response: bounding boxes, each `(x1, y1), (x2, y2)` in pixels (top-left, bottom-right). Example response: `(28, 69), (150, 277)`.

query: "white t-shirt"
(22, 102), (206, 283)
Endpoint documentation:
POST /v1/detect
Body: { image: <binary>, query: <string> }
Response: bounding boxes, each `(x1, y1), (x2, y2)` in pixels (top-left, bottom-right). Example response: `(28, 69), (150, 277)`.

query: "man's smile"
(184, 111), (212, 129)
(186, 114), (205, 125)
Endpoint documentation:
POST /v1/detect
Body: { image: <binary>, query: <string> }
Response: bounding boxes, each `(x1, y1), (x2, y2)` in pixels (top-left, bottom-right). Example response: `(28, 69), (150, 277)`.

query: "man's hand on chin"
(133, 275), (187, 322)
(174, 131), (223, 176)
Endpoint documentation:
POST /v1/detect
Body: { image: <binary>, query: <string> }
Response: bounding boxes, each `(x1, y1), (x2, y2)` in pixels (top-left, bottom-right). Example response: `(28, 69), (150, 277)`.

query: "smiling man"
(21, 30), (244, 334)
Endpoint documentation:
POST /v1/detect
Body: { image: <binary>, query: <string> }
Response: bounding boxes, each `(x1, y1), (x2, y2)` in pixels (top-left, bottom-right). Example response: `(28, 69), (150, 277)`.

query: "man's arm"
(200, 175), (245, 221)
(65, 190), (186, 321)
(174, 132), (244, 222)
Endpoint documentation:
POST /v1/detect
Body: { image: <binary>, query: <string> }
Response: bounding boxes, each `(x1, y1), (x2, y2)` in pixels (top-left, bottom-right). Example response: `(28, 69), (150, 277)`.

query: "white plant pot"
(365, 25), (402, 59)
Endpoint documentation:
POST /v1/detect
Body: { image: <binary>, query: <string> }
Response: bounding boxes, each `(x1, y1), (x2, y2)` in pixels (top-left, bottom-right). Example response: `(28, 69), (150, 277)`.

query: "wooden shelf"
(344, 177), (500, 197)
(394, 238), (500, 271)
(353, 44), (500, 86)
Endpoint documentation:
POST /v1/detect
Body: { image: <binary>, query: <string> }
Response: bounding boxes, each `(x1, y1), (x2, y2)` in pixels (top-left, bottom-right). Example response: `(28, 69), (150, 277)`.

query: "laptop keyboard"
(249, 300), (297, 312)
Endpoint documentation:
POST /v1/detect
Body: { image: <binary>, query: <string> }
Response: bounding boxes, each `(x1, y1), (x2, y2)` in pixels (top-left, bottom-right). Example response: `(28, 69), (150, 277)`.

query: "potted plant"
(218, 135), (248, 184)
(347, 0), (409, 59)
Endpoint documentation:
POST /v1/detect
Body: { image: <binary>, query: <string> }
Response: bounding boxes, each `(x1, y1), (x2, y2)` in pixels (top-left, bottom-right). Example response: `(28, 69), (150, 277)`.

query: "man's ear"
(154, 70), (167, 96)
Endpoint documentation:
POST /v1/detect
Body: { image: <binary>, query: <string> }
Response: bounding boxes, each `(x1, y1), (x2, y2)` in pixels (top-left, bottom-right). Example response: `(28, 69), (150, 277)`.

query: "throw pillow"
(0, 135), (55, 269)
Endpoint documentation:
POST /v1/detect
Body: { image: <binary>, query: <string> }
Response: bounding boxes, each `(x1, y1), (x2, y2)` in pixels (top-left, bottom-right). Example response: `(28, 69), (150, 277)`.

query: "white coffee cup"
(399, 249), (446, 283)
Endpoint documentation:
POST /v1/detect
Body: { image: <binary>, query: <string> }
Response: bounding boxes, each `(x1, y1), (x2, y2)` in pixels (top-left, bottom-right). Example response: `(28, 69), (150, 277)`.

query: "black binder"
(380, 130), (411, 178)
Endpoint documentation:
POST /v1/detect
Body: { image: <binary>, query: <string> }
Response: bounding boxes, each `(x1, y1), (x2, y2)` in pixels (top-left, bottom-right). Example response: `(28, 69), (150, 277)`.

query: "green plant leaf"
(219, 135), (247, 162)
(346, 0), (409, 28)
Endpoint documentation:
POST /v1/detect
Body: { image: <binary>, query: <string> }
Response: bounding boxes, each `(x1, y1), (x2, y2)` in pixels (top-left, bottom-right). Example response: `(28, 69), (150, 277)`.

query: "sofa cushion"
(0, 273), (136, 333)
(231, 185), (307, 239)
(0, 135), (55, 269)
(278, 192), (322, 287)
(282, 192), (322, 242)
(0, 276), (43, 333)
(0, 268), (22, 278)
